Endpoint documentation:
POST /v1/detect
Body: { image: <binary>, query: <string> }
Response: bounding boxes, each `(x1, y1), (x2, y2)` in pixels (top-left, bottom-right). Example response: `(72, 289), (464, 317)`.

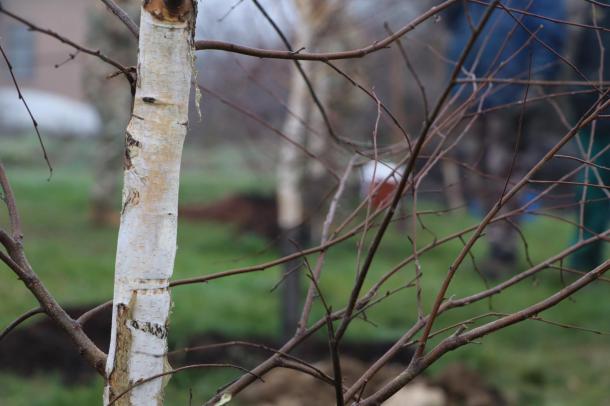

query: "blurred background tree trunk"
(84, 0), (139, 226)
(277, 0), (342, 339)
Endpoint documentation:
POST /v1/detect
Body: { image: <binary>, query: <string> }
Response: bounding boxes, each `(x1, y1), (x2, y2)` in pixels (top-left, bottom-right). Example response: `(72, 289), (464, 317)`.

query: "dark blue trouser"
(570, 128), (610, 270)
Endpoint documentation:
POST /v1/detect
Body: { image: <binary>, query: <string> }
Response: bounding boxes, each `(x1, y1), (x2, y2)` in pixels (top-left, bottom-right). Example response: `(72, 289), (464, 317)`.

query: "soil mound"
(0, 305), (110, 383)
(179, 193), (278, 239)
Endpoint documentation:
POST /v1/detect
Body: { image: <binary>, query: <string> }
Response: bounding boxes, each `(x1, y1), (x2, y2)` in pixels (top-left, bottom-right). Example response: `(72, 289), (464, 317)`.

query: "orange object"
(369, 180), (397, 209)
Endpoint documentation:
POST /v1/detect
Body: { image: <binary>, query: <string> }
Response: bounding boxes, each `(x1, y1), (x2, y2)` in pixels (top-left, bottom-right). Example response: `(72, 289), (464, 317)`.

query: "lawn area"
(1, 137), (609, 405)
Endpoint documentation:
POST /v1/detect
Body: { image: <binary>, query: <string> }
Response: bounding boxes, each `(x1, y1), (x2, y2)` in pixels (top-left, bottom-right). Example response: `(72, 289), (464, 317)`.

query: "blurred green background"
(0, 137), (609, 405)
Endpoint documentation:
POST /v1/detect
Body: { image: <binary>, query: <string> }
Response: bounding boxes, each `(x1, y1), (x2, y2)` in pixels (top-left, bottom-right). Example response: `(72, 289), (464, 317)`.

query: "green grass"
(0, 138), (609, 405)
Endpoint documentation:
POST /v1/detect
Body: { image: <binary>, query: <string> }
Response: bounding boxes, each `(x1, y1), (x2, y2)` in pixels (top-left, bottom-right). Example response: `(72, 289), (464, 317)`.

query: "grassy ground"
(0, 137), (609, 405)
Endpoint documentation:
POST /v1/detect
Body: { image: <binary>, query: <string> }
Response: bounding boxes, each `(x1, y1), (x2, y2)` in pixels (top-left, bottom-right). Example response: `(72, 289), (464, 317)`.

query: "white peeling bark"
(104, 3), (195, 405)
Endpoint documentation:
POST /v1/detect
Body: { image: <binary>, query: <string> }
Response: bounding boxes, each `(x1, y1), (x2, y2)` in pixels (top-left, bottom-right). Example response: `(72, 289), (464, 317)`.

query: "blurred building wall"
(0, 0), (90, 101)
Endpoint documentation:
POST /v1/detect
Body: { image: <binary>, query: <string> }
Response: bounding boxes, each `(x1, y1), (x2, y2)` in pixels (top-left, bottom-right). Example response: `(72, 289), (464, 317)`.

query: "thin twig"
(335, 0), (503, 343)
(195, 0), (459, 60)
(108, 363), (262, 405)
(0, 4), (135, 90)
(250, 0), (341, 147)
(99, 0), (139, 38)
(0, 163), (23, 241)
(0, 307), (44, 342)
(0, 42), (52, 175)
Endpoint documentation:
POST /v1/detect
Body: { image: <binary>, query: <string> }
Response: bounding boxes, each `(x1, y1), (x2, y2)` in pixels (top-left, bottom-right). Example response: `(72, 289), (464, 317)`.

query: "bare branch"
(195, 0), (459, 60)
(0, 163), (23, 241)
(99, 0), (139, 38)
(0, 4), (135, 89)
(0, 307), (44, 342)
(108, 363), (263, 406)
(0, 42), (52, 175)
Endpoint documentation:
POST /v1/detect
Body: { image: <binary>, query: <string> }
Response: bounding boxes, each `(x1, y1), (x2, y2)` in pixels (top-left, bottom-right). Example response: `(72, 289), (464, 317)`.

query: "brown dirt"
(0, 307), (505, 405)
(179, 193), (279, 240)
(432, 363), (507, 406)
(89, 193), (279, 236)
(0, 305), (111, 383)
(0, 306), (412, 383)
(237, 359), (506, 406)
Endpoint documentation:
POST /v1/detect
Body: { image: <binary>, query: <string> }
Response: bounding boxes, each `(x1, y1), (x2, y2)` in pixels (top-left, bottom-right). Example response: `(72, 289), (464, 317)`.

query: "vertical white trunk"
(277, 0), (338, 230)
(277, 27), (313, 231)
(276, 13), (314, 338)
(277, 65), (310, 231)
(105, 2), (195, 405)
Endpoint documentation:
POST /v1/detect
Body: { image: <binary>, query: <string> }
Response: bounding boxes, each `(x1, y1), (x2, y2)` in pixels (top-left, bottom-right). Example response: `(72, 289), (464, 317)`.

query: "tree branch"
(99, 0), (139, 38)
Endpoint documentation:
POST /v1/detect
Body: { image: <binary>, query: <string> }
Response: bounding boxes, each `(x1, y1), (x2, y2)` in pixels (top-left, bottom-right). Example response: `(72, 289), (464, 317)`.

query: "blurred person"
(443, 0), (567, 277)
(83, 1), (139, 225)
(567, 2), (610, 271)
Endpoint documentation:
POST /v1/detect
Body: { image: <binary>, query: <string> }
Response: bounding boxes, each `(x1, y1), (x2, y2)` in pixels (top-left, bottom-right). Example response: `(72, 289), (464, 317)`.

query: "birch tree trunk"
(277, 0), (341, 338)
(104, 1), (195, 404)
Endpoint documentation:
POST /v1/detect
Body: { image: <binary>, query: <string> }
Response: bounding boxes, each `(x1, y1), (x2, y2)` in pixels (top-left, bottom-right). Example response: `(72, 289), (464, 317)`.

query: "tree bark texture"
(104, 1), (195, 404)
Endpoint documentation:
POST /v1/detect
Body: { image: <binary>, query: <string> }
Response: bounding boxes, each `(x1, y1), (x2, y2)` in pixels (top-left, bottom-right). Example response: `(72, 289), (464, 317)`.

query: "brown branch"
(203, 277), (413, 405)
(0, 307), (44, 342)
(335, 0), (503, 342)
(358, 260), (610, 405)
(457, 78), (610, 87)
(298, 157), (356, 332)
(218, 0), (246, 22)
(469, 0), (610, 32)
(413, 90), (610, 361)
(275, 358), (337, 387)
(194, 0), (459, 60)
(0, 164), (106, 374)
(300, 255), (344, 405)
(384, 23), (429, 122)
(343, 229), (610, 402)
(249, 0), (341, 148)
(0, 42), (52, 175)
(99, 0), (139, 38)
(323, 61), (413, 150)
(198, 85), (340, 180)
(169, 340), (334, 385)
(555, 154), (610, 171)
(0, 4), (135, 89)
(0, 163), (22, 241)
(529, 179), (610, 190)
(77, 300), (112, 327)
(0, 249), (106, 374)
(108, 363), (262, 405)
(495, 2), (596, 91)
(527, 315), (610, 336)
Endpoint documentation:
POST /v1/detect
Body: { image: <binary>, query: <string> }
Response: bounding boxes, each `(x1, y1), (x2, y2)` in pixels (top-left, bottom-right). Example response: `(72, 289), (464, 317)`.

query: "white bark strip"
(104, 5), (194, 405)
(277, 59), (310, 230)
(277, 0), (338, 230)
(276, 3), (316, 230)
